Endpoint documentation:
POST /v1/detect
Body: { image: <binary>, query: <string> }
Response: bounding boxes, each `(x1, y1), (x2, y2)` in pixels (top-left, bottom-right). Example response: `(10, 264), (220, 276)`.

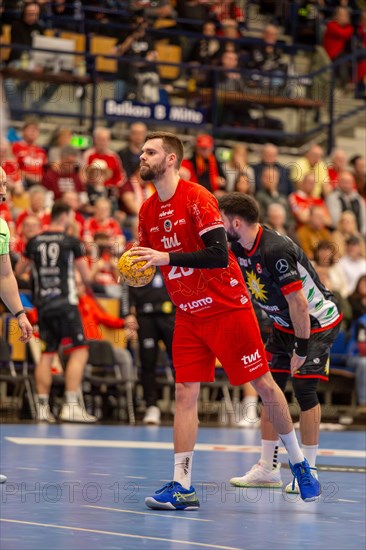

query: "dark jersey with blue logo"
(231, 225), (341, 332)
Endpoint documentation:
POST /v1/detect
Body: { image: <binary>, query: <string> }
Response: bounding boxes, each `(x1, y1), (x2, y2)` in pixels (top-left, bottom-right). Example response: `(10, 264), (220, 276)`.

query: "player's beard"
(226, 224), (240, 243)
(140, 158), (167, 181)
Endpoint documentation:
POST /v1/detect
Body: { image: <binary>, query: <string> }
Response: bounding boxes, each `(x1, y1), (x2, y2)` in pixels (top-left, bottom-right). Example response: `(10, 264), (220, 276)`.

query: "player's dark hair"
(218, 193), (259, 224)
(145, 132), (184, 168)
(51, 200), (71, 221)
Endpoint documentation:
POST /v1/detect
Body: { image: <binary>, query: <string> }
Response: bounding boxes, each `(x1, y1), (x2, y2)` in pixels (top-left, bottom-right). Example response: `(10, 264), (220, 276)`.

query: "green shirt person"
(0, 167), (33, 484)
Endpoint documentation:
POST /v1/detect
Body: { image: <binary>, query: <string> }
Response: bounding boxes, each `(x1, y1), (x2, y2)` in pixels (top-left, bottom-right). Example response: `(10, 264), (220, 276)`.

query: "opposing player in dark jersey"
(16, 201), (96, 424)
(219, 192), (342, 493)
(130, 132), (321, 509)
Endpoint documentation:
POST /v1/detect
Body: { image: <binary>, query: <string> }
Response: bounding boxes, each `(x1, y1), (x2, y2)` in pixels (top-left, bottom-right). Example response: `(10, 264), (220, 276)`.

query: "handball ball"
(118, 251), (156, 287)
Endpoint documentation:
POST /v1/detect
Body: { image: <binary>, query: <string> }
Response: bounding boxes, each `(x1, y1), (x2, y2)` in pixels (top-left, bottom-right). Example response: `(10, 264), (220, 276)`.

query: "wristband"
(14, 309), (26, 319)
(294, 337), (309, 357)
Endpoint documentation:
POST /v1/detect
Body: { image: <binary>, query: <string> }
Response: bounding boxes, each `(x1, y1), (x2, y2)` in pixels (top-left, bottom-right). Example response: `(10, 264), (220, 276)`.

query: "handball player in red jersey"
(131, 132), (321, 509)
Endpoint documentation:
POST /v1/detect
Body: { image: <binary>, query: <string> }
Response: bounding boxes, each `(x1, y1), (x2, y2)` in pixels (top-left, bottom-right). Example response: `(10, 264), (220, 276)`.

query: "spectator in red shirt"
(210, 0), (245, 26)
(61, 190), (86, 239)
(323, 7), (353, 86)
(16, 185), (51, 233)
(289, 173), (332, 228)
(11, 213), (41, 259)
(42, 146), (85, 201)
(12, 118), (47, 187)
(328, 148), (348, 189)
(75, 272), (137, 386)
(83, 128), (125, 196)
(180, 134), (226, 195)
(83, 197), (124, 247)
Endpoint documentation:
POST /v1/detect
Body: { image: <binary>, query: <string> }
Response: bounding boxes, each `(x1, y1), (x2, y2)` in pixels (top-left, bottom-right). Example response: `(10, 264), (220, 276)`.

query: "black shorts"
(38, 305), (86, 354)
(266, 323), (341, 381)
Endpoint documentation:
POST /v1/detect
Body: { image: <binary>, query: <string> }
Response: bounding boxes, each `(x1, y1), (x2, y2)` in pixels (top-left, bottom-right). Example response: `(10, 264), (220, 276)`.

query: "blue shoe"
(145, 481), (200, 510)
(289, 458), (321, 502)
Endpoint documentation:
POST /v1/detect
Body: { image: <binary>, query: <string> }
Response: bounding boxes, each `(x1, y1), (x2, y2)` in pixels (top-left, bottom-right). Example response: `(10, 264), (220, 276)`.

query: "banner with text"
(104, 100), (206, 125)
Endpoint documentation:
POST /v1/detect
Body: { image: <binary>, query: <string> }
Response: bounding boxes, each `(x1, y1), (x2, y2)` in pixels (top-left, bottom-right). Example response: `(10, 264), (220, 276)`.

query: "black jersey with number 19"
(24, 231), (85, 310)
(231, 225), (342, 333)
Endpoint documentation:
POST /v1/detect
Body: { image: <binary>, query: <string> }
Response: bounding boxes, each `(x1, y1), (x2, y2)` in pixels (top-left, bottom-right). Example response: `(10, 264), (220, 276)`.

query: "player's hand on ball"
(118, 250), (157, 287)
(130, 246), (170, 269)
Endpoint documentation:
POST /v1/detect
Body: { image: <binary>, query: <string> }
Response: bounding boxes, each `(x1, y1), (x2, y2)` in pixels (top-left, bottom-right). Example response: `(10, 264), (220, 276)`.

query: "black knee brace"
(292, 377), (319, 412)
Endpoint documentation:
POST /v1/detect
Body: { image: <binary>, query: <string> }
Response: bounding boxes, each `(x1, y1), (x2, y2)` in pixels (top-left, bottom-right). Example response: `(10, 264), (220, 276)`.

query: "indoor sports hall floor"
(0, 424), (365, 550)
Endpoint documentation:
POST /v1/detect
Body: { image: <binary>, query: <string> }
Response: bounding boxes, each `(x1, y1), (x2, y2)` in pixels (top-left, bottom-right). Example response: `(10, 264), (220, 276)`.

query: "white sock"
(242, 396), (259, 421)
(279, 429), (304, 465)
(65, 391), (78, 404)
(174, 452), (193, 490)
(260, 439), (280, 470)
(302, 444), (318, 468)
(37, 394), (49, 405)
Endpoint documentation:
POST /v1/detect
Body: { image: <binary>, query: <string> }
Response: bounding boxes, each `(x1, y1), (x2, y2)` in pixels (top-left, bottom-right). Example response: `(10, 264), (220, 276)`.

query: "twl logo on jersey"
(241, 349), (263, 372)
(161, 233), (181, 250)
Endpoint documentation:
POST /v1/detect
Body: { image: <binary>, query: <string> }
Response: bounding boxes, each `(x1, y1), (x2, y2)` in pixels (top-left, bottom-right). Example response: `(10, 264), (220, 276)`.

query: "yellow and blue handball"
(118, 250), (156, 287)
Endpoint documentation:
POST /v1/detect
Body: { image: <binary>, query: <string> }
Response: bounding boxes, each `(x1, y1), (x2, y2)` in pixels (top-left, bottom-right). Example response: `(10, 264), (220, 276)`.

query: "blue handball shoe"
(289, 458), (321, 502)
(145, 481), (200, 510)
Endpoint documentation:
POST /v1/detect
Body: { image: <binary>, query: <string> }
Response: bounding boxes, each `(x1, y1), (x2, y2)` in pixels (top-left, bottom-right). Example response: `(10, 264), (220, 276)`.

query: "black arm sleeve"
(168, 227), (229, 269)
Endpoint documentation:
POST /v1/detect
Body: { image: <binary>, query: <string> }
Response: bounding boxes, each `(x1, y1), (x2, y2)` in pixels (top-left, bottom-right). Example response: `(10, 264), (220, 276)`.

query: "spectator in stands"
(338, 236), (366, 296)
(323, 6), (353, 86)
(210, 0), (245, 26)
(11, 214), (42, 285)
(255, 166), (290, 223)
(16, 185), (50, 233)
(222, 143), (255, 193)
(112, 16), (154, 102)
(75, 271), (136, 386)
(331, 210), (366, 261)
(349, 155), (366, 199)
(85, 159), (109, 212)
(61, 190), (86, 239)
(253, 143), (293, 195)
(234, 173), (252, 194)
(312, 240), (349, 300)
(290, 144), (329, 198)
(5, 3), (60, 115)
(47, 127), (73, 164)
(289, 173), (332, 228)
(181, 134), (226, 195)
(129, 267), (175, 425)
(0, 139), (27, 218)
(348, 274), (366, 322)
(266, 202), (299, 243)
(326, 170), (366, 236)
(42, 145), (85, 201)
(328, 148), (348, 189)
(356, 11), (366, 98)
(118, 122), (147, 179)
(296, 206), (332, 260)
(217, 50), (256, 128)
(293, 0), (323, 45)
(176, 0), (210, 29)
(189, 20), (220, 66)
(216, 19), (242, 57)
(83, 127), (125, 198)
(88, 232), (124, 298)
(83, 197), (124, 247)
(247, 24), (287, 90)
(12, 118), (47, 187)
(51, 0), (79, 32)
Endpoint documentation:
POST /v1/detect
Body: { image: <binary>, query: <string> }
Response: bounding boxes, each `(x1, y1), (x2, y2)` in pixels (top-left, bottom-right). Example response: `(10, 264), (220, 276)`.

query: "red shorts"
(173, 308), (269, 385)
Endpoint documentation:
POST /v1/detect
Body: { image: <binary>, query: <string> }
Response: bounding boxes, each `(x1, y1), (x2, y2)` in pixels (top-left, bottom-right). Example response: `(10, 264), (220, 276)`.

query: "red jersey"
(83, 216), (122, 240)
(288, 190), (327, 225)
(138, 179), (251, 318)
(1, 159), (21, 186)
(12, 141), (47, 181)
(84, 149), (125, 189)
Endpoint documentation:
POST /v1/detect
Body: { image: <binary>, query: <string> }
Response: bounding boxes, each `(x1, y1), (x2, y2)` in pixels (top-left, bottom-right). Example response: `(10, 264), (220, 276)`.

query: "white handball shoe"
(36, 403), (57, 423)
(0, 474), (7, 483)
(230, 461), (283, 488)
(59, 403), (97, 423)
(143, 406), (161, 425)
